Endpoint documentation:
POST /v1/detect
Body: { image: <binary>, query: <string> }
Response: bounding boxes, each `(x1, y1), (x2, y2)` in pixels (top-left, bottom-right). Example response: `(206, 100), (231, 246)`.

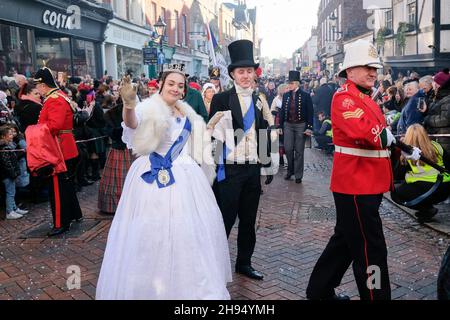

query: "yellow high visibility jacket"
(406, 141), (450, 184)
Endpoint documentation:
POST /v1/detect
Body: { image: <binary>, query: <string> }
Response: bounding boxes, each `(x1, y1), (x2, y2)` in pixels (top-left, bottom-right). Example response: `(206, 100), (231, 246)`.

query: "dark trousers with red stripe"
(48, 158), (82, 229)
(306, 193), (391, 300)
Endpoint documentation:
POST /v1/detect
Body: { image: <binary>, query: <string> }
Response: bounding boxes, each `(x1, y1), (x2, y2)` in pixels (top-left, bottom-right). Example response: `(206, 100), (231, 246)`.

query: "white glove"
(120, 76), (138, 109)
(402, 147), (422, 161)
(270, 130), (278, 143)
(207, 112), (224, 130)
(385, 128), (396, 147)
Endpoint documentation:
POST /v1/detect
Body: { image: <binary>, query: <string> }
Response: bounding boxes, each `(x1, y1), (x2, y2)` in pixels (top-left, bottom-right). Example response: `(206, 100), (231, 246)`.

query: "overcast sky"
(246, 0), (321, 59)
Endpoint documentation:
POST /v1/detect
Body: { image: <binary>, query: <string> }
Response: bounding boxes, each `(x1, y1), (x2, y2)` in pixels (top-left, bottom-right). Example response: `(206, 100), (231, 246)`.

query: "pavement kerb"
(383, 193), (450, 236)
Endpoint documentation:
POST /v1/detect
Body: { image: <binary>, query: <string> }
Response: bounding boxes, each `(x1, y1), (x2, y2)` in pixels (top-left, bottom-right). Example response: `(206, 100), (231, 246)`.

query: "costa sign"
(42, 5), (81, 30)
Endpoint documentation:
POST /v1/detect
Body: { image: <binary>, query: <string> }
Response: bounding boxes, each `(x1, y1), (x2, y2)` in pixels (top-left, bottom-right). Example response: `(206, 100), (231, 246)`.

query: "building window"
(112, 0), (126, 19)
(174, 11), (179, 45)
(117, 46), (144, 78)
(181, 14), (187, 46)
(161, 7), (166, 24)
(160, 7), (167, 38)
(160, 7), (168, 43)
(128, 0), (142, 25)
(71, 39), (97, 77)
(0, 24), (34, 76)
(36, 37), (71, 76)
(385, 9), (393, 31)
(151, 2), (157, 24)
(407, 0), (416, 27)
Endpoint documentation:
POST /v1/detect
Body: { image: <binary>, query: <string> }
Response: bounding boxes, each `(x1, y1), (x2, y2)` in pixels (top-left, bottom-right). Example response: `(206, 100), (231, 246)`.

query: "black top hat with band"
(33, 67), (58, 88)
(227, 40), (259, 77)
(209, 67), (221, 80)
(288, 70), (301, 82)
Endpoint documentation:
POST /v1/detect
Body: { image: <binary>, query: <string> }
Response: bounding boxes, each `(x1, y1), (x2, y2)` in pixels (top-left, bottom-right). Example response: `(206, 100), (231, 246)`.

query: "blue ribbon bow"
(141, 118), (192, 188)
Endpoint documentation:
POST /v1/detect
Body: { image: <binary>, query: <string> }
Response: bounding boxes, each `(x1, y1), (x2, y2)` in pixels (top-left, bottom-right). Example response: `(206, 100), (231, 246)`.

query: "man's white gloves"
(386, 128), (396, 147)
(207, 112), (224, 130)
(402, 147), (422, 161)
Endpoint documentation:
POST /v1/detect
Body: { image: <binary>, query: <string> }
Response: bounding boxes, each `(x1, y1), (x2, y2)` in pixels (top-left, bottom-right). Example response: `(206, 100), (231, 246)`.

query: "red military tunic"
(330, 80), (393, 195)
(38, 89), (78, 161)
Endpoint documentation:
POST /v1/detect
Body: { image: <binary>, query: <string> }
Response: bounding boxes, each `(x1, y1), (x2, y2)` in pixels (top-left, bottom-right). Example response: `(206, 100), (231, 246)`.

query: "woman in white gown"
(96, 67), (232, 300)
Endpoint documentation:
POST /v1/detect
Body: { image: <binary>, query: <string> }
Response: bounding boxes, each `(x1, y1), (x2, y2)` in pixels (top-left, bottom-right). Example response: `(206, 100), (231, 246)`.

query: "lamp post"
(154, 16), (167, 74)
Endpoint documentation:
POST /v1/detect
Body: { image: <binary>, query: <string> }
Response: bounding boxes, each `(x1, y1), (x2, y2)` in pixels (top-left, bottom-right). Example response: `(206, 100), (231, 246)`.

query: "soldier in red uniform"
(306, 40), (396, 300)
(34, 67), (83, 237)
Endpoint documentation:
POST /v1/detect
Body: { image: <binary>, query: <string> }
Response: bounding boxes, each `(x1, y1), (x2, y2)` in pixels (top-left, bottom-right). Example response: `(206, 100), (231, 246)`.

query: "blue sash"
(141, 118), (192, 188)
(217, 99), (255, 182)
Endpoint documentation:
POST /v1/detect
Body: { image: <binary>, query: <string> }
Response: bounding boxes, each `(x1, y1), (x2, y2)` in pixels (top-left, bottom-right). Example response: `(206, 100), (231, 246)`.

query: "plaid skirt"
(98, 148), (133, 214)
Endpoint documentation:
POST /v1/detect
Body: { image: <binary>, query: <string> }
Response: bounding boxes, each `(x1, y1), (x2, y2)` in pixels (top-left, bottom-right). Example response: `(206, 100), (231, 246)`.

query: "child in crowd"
(0, 125), (29, 219)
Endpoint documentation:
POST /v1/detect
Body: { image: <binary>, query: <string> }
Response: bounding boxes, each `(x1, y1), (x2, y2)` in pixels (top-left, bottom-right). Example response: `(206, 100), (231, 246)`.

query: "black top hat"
(209, 67), (221, 80)
(33, 67), (58, 88)
(227, 40), (259, 76)
(288, 70), (301, 82)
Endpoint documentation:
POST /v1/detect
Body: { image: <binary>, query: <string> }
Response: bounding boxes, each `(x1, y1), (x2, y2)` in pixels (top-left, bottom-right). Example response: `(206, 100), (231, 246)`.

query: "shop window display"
(36, 37), (71, 75)
(72, 39), (97, 78)
(0, 24), (33, 77)
(117, 46), (143, 78)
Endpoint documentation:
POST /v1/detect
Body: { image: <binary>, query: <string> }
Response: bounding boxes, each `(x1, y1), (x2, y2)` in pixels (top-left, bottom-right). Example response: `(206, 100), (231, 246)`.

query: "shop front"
(103, 18), (153, 80)
(0, 0), (112, 79)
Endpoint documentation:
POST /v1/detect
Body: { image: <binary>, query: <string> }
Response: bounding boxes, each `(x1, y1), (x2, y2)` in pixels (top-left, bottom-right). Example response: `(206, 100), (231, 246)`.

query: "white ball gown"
(96, 114), (232, 300)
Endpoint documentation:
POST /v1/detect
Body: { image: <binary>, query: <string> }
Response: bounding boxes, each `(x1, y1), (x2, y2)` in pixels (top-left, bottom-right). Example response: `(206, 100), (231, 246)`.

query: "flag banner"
(216, 52), (232, 88)
(206, 23), (232, 88)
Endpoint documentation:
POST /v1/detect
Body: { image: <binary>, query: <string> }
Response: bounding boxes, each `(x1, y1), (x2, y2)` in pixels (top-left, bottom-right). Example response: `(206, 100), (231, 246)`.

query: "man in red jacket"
(34, 67), (82, 237)
(306, 40), (396, 301)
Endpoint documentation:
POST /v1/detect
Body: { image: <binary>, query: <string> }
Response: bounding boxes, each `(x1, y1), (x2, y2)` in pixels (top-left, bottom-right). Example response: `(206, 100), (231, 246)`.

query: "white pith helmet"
(338, 40), (383, 78)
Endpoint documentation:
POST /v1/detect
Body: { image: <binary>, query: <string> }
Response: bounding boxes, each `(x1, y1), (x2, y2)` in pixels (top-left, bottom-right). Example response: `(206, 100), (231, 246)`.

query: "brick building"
(371, 0), (450, 77)
(317, 0), (371, 75)
(100, 0), (259, 79)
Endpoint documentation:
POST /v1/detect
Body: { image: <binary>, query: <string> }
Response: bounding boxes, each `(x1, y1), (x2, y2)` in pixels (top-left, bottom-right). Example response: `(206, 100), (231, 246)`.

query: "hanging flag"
(205, 23), (217, 66)
(205, 23), (232, 88)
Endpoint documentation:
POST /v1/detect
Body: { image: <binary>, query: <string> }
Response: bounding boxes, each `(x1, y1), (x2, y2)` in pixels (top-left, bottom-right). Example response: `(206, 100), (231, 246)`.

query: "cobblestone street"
(0, 149), (449, 300)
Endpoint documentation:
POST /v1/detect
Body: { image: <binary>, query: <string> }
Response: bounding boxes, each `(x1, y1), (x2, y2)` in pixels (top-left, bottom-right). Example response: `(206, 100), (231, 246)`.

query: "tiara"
(163, 63), (186, 74)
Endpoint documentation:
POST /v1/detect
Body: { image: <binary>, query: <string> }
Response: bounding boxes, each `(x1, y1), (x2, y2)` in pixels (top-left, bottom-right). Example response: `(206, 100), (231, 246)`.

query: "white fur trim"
(131, 94), (217, 185)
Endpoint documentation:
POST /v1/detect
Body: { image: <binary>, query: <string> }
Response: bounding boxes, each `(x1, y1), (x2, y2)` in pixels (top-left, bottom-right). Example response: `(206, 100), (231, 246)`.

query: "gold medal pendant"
(157, 169), (171, 186)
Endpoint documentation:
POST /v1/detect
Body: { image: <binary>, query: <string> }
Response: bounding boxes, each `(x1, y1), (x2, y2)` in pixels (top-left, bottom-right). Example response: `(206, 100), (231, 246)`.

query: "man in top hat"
(209, 39), (270, 280)
(306, 40), (396, 300)
(33, 67), (83, 237)
(209, 67), (222, 93)
(279, 70), (314, 183)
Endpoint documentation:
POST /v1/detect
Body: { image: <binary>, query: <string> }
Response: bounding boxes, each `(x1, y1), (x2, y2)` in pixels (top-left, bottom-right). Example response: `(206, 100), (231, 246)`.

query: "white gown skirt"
(96, 155), (232, 300)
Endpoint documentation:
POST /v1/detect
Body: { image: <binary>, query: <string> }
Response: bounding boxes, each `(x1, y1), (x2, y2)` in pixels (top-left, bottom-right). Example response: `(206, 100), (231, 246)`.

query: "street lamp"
(154, 16), (167, 73)
(296, 51), (302, 71)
